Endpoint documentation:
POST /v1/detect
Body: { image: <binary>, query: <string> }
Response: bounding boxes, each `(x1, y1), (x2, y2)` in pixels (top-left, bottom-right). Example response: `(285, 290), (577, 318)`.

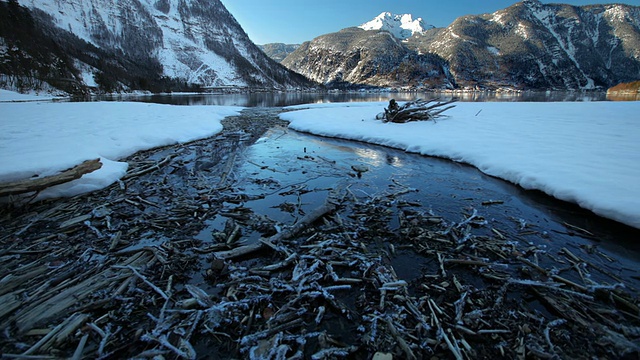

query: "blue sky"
(219, 0), (640, 44)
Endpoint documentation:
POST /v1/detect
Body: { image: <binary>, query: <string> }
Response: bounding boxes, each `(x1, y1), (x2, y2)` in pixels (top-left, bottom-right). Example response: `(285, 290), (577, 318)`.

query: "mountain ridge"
(281, 27), (453, 88)
(3, 1), (640, 94)
(278, 1), (640, 90)
(1, 0), (315, 94)
(257, 43), (300, 62)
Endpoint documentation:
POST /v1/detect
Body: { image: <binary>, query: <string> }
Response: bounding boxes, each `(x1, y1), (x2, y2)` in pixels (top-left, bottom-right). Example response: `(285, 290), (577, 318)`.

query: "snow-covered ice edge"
(281, 101), (640, 229)
(0, 89), (68, 102)
(0, 100), (242, 200)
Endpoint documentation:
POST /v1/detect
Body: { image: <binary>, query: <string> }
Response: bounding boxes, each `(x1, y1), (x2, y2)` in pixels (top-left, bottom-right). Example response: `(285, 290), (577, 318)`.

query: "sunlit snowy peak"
(358, 12), (434, 39)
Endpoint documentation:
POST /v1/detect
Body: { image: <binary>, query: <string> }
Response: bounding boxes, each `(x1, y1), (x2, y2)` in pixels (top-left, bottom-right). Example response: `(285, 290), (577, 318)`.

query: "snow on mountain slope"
(359, 12), (434, 40)
(16, 0), (311, 89)
(525, 0), (596, 89)
(405, 1), (640, 90)
(18, 0), (237, 86)
(282, 0), (640, 90)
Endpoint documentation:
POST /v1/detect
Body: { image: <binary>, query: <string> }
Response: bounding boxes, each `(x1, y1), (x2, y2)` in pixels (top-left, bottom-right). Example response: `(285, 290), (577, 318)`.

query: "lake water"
(92, 90), (620, 107)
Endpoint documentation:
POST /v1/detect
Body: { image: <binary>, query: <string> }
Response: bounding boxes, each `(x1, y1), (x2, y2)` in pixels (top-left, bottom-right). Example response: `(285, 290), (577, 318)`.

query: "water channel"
(236, 124), (640, 284)
(110, 91), (640, 287)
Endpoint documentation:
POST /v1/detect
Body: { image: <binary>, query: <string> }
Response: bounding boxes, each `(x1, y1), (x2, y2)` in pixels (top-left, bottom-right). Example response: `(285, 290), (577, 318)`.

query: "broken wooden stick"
(122, 154), (176, 180)
(0, 159), (102, 197)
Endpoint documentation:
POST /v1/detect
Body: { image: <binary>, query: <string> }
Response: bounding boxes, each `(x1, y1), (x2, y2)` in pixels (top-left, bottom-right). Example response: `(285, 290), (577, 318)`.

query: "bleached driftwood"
(0, 159), (102, 197)
(380, 98), (457, 123)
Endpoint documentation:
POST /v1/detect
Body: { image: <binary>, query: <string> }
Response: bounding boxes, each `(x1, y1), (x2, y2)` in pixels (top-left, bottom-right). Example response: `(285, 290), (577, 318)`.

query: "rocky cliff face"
(258, 43), (300, 63)
(1, 0), (313, 93)
(408, 0), (640, 90)
(282, 28), (453, 88)
(283, 1), (640, 90)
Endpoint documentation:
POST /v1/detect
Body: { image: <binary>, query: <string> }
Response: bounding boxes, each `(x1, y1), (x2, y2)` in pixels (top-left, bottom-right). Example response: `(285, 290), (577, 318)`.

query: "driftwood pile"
(379, 99), (458, 123)
(0, 108), (639, 359)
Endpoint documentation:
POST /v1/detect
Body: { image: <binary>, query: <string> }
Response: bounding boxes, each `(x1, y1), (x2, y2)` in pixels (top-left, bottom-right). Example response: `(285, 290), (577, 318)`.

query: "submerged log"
(0, 159), (102, 197)
(213, 199), (337, 260)
(381, 98), (457, 123)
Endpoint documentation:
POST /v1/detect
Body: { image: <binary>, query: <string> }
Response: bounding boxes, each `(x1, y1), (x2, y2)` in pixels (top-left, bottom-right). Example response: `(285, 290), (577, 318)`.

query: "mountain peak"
(358, 12), (433, 40)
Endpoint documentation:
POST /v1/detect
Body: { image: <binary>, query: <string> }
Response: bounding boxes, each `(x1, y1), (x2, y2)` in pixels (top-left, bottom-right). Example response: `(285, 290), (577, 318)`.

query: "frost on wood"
(378, 99), (458, 123)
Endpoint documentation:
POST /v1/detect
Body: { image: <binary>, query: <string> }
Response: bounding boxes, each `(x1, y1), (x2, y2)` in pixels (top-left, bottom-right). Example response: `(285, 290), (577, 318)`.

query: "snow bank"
(0, 89), (66, 102)
(282, 101), (640, 229)
(0, 102), (242, 199)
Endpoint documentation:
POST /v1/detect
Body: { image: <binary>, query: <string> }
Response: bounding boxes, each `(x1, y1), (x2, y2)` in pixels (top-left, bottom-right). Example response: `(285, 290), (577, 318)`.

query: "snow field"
(0, 98), (242, 199)
(282, 101), (640, 229)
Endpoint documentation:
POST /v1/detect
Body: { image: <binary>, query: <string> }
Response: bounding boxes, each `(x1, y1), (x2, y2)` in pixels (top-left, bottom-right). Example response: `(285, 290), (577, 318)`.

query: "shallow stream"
(198, 121), (640, 291)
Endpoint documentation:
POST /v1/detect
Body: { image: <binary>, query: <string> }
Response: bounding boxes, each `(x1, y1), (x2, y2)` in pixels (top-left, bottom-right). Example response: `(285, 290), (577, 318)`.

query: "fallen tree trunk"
(0, 159), (102, 197)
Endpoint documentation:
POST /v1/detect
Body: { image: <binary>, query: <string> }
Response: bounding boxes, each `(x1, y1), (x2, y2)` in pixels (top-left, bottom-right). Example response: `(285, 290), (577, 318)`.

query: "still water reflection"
(235, 127), (640, 287)
(93, 90), (613, 107)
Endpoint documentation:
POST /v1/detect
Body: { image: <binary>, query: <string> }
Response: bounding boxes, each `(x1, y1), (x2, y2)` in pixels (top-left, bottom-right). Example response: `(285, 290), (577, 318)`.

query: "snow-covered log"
(0, 159), (102, 197)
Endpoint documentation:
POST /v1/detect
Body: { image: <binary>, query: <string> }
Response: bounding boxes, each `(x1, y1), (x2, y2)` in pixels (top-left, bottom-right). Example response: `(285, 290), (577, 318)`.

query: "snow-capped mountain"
(358, 12), (434, 40)
(1, 0), (313, 94)
(283, 1), (640, 90)
(282, 28), (452, 88)
(408, 0), (640, 90)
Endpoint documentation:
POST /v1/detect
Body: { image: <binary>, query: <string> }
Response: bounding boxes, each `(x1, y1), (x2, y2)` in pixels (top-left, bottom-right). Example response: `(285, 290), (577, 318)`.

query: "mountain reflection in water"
(92, 90), (615, 107)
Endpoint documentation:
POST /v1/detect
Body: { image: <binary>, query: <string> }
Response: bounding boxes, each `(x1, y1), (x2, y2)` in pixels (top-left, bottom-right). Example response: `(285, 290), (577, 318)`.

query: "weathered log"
(0, 159), (102, 197)
(213, 199), (337, 260)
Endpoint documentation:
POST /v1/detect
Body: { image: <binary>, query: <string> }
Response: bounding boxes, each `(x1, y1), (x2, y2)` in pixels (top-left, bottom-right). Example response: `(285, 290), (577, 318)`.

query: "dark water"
(92, 90), (613, 107)
(115, 91), (639, 264)
(97, 91), (638, 286)
(219, 127), (640, 288)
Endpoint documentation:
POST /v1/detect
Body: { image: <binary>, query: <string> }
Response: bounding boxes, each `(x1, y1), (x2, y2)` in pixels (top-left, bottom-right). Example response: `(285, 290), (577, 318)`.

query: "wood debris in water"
(0, 108), (638, 359)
